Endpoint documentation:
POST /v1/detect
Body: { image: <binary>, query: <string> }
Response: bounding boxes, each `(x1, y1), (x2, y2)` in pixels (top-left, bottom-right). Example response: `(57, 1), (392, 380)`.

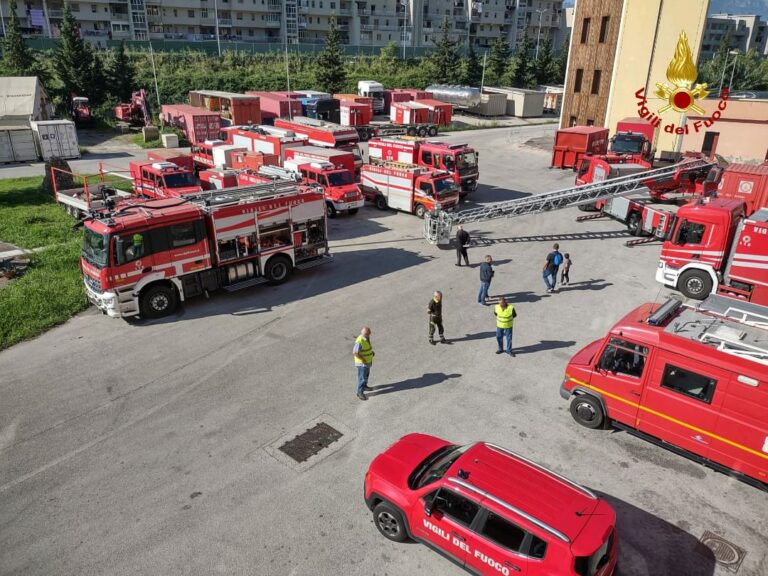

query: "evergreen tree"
(54, 2), (103, 104)
(430, 17), (461, 84)
(554, 34), (569, 84)
(315, 17), (347, 93)
(487, 37), (511, 86)
(461, 42), (483, 87)
(107, 41), (136, 102)
(512, 31), (536, 89)
(534, 39), (556, 86)
(1, 0), (34, 75)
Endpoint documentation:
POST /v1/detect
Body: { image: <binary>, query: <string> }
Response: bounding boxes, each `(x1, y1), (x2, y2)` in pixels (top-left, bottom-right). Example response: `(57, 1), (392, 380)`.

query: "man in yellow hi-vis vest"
(494, 297), (517, 356)
(353, 326), (375, 400)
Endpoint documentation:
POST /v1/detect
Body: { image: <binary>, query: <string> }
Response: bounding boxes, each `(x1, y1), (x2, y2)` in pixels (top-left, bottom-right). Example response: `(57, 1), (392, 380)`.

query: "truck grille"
(84, 274), (102, 293)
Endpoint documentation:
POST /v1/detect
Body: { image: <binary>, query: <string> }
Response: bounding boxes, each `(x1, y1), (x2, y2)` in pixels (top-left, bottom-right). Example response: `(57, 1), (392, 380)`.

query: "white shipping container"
(0, 127), (38, 162)
(31, 120), (80, 160)
(211, 144), (246, 168)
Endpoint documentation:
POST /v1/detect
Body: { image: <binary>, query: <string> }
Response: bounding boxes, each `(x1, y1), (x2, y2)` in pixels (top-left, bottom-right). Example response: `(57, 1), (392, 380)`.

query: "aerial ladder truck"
(423, 158), (717, 245)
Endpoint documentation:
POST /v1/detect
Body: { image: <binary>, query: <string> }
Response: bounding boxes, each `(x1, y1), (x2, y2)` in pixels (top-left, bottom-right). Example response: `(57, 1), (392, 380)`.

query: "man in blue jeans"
(353, 326), (375, 401)
(478, 255), (494, 305)
(494, 297), (516, 356)
(542, 243), (562, 293)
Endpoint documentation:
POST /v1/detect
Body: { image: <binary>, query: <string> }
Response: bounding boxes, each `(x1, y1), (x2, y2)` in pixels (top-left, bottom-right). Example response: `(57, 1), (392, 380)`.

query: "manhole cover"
(697, 531), (746, 573)
(278, 422), (343, 463)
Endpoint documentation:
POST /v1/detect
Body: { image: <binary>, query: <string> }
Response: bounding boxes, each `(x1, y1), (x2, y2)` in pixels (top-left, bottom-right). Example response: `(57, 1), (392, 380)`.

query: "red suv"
(364, 434), (617, 576)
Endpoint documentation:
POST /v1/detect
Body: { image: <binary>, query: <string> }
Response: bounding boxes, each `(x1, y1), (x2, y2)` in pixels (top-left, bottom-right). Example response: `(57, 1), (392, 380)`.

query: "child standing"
(561, 253), (572, 286)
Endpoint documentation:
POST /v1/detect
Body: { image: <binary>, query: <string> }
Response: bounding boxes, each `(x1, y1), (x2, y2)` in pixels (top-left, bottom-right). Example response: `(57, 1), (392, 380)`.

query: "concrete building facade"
(0, 0), (566, 51)
(699, 13), (768, 61)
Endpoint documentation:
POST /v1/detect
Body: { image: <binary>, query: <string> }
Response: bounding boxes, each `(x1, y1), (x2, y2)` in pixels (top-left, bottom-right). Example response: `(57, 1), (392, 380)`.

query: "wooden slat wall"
(560, 0), (624, 128)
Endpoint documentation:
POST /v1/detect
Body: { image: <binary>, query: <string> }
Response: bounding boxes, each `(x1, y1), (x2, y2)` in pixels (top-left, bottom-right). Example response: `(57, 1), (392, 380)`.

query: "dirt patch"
(523, 135), (555, 152)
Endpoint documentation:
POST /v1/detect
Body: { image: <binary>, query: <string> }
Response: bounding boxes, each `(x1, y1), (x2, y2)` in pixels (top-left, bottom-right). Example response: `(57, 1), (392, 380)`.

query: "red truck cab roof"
(86, 198), (203, 235)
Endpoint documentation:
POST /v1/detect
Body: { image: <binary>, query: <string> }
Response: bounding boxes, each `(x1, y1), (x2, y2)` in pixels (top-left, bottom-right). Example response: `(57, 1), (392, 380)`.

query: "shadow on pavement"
(512, 340), (576, 355)
(445, 331), (496, 343)
(471, 229), (632, 246)
(369, 372), (462, 396)
(489, 291), (550, 304)
(598, 492), (717, 576)
(559, 279), (612, 292)
(81, 152), (134, 160)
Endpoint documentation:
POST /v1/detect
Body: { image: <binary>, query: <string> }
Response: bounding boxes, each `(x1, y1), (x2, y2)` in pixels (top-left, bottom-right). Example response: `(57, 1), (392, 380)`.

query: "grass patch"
(0, 176), (89, 350)
(0, 240), (87, 350)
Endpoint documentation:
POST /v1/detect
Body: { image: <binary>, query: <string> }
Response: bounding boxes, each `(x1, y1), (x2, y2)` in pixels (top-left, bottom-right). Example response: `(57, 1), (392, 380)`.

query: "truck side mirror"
(424, 500), (434, 517)
(115, 237), (124, 266)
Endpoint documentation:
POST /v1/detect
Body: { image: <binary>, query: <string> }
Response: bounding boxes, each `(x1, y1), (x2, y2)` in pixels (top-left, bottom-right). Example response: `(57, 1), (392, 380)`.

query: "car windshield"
(82, 228), (109, 268)
(327, 171), (354, 186)
(610, 136), (644, 154)
(163, 172), (197, 188)
(434, 178), (457, 196)
(409, 444), (472, 489)
(457, 152), (478, 170)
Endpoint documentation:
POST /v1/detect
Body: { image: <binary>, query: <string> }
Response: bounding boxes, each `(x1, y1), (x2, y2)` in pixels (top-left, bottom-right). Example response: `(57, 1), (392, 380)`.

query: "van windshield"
(408, 444), (472, 489)
(434, 178), (457, 197)
(327, 171), (354, 186)
(163, 172), (197, 189)
(610, 135), (644, 154)
(457, 152), (478, 170)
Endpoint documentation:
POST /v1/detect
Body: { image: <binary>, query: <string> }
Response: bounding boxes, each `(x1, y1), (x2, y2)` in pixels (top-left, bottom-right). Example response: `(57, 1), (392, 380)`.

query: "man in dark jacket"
(455, 225), (470, 266)
(543, 242), (562, 293)
(427, 291), (446, 345)
(478, 255), (494, 305)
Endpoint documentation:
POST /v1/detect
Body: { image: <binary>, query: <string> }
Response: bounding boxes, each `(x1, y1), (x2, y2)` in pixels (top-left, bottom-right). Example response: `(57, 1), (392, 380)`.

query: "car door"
(589, 337), (647, 425)
(465, 508), (530, 575)
(414, 487), (479, 569)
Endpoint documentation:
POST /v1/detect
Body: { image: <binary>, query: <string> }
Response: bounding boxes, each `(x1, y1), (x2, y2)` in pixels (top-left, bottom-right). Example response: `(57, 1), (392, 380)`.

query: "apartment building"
(699, 13), (768, 61)
(3, 0), (565, 50)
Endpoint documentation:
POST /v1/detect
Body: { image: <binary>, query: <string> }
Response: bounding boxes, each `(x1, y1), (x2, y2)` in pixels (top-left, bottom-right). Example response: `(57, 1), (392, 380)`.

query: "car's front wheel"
(373, 502), (409, 543)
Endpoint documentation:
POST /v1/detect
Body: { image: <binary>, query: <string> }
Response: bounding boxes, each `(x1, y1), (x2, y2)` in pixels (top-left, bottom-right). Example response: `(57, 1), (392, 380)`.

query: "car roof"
(449, 442), (596, 542)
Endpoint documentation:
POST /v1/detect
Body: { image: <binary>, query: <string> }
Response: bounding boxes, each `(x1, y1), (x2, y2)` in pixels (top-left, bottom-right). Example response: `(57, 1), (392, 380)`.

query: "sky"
(562, 0), (768, 18)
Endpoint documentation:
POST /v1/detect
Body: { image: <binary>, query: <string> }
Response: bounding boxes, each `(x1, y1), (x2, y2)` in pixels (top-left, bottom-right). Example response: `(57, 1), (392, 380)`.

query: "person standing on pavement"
(494, 297), (516, 356)
(561, 253), (572, 286)
(353, 326), (375, 401)
(427, 291), (446, 345)
(455, 226), (470, 267)
(542, 243), (563, 293)
(478, 255), (494, 305)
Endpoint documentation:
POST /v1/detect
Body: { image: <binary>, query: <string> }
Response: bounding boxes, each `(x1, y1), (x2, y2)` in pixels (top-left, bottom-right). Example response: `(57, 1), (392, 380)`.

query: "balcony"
(48, 9), (63, 18)
(268, 2), (282, 12)
(264, 20), (281, 28)
(299, 6), (309, 12)
(218, 18), (233, 26)
(84, 30), (110, 37)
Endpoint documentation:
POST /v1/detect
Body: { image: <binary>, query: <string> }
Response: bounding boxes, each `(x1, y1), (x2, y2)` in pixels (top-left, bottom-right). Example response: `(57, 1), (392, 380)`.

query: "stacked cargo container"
(161, 104), (222, 144)
(188, 90), (262, 126)
(246, 92), (303, 122)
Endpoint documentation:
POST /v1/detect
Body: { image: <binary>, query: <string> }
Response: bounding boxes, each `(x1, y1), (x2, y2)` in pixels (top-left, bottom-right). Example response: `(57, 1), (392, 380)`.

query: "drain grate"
(697, 531), (746, 573)
(278, 422), (343, 463)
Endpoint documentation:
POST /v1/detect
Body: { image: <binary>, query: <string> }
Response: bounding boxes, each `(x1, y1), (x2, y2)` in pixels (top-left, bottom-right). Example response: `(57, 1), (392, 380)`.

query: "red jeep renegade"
(364, 434), (617, 576)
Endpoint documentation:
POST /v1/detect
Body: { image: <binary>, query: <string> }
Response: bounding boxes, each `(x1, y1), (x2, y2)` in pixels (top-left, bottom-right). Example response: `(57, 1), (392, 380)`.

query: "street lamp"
(535, 9), (549, 60)
(718, 49), (739, 92)
(728, 50), (740, 90)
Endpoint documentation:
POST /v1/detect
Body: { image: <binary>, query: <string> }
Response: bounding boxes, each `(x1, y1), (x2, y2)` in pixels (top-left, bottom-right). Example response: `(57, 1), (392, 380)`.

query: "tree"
(379, 41), (399, 64)
(534, 39), (556, 85)
(107, 41), (136, 102)
(461, 42), (483, 87)
(430, 17), (462, 84)
(487, 37), (511, 86)
(1, 0), (34, 75)
(512, 30), (536, 89)
(554, 35), (569, 84)
(54, 2), (104, 105)
(315, 16), (347, 93)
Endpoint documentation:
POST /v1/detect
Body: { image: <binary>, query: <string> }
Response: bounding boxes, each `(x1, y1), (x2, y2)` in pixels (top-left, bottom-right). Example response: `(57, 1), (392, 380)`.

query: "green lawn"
(0, 176), (89, 350)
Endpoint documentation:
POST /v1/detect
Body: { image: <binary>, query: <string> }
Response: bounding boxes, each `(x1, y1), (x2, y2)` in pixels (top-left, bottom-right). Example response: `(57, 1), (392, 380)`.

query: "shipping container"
(246, 92), (303, 122)
(211, 144), (247, 168)
(0, 125), (38, 162)
(188, 90), (262, 126)
(226, 125), (307, 161)
(716, 162), (768, 215)
(305, 98), (341, 124)
(413, 98), (453, 126)
(551, 126), (610, 169)
(333, 94), (374, 115)
(230, 150), (280, 171)
(161, 104), (221, 144)
(147, 149), (195, 172)
(466, 93), (508, 117)
(30, 120), (80, 160)
(383, 89), (412, 114)
(340, 102), (372, 127)
(390, 102), (430, 125)
(294, 90), (332, 100)
(393, 89), (432, 100)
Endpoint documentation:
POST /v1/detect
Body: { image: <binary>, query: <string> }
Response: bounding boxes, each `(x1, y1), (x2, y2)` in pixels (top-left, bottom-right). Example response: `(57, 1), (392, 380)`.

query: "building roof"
(0, 77), (52, 121)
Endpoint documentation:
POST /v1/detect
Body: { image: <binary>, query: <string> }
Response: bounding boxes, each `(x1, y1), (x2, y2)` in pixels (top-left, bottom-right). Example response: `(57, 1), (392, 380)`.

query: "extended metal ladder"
(182, 180), (305, 209)
(424, 158), (715, 245)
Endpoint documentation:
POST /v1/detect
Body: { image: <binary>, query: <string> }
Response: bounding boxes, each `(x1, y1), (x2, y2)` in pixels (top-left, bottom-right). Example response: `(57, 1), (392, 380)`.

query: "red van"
(560, 297), (768, 489)
(365, 434), (617, 576)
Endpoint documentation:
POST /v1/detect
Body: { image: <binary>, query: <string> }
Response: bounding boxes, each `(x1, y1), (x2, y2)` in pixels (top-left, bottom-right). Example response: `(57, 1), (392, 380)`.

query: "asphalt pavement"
(0, 125), (766, 576)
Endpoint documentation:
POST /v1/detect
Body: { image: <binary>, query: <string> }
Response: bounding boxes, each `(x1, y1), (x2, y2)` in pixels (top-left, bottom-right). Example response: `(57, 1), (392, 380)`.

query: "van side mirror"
(115, 237), (124, 266)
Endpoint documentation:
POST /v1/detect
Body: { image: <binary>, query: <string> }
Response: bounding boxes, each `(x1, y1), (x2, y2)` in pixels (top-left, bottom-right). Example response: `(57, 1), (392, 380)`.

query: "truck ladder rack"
(424, 158), (715, 245)
(700, 333), (768, 365)
(183, 180), (302, 208)
(698, 294), (768, 330)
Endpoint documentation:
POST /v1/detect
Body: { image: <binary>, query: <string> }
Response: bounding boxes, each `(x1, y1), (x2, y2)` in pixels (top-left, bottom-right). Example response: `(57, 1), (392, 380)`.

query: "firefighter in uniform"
(427, 291), (446, 345)
(494, 297), (516, 356)
(353, 326), (375, 401)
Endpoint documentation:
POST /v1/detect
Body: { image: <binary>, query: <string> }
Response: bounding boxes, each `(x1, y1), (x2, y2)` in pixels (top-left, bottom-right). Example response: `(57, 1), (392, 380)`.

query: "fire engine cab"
(561, 297), (768, 489)
(284, 160), (363, 217)
(129, 161), (200, 199)
(365, 433), (617, 576)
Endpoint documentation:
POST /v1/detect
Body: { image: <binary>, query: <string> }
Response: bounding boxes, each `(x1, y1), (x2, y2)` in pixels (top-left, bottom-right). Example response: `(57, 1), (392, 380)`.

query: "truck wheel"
(678, 269), (713, 300)
(417, 126), (428, 137)
(373, 502), (409, 543)
(140, 284), (178, 318)
(414, 204), (426, 219)
(407, 126), (418, 136)
(265, 255), (292, 285)
(570, 395), (605, 429)
(348, 208), (359, 215)
(326, 202), (337, 218)
(627, 212), (644, 236)
(375, 195), (388, 210)
(427, 126), (438, 137)
(359, 130), (370, 142)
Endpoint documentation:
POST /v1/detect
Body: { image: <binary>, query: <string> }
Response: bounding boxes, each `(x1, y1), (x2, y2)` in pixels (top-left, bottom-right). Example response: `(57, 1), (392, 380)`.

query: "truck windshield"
(408, 444), (472, 489)
(82, 228), (110, 268)
(163, 172), (197, 188)
(327, 171), (354, 186)
(610, 136), (644, 154)
(457, 152), (478, 171)
(434, 178), (457, 196)
(351, 148), (363, 163)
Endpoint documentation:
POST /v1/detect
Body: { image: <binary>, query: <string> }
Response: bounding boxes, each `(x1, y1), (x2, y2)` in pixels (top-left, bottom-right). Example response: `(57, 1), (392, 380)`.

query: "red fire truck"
(606, 117), (657, 165)
(129, 161), (201, 198)
(361, 162), (460, 217)
(80, 182), (330, 319)
(191, 139), (226, 171)
(224, 125), (307, 162)
(560, 296), (768, 489)
(284, 160), (363, 217)
(368, 137), (479, 196)
(283, 145), (356, 176)
(273, 117), (363, 173)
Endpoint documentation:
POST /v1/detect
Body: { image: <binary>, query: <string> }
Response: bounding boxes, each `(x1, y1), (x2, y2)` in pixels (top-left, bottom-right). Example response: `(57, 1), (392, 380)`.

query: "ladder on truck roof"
(182, 180), (304, 208)
(423, 158), (716, 245)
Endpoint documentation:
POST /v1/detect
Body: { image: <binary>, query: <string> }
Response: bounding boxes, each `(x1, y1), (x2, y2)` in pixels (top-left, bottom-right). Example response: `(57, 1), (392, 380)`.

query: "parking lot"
(0, 124), (766, 576)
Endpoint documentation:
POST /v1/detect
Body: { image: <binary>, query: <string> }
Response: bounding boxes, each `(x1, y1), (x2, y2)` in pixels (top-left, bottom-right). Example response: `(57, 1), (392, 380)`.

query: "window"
(599, 16), (610, 42)
(201, 8), (208, 17)
(419, 182), (433, 195)
(530, 535), (548, 559)
(421, 150), (433, 164)
(586, 118), (594, 126)
(581, 17), (590, 43)
(188, 9), (195, 17)
(331, 1), (336, 7)
(574, 68), (583, 93)
(173, 9), (178, 16)
(432, 489), (480, 527)
(170, 223), (197, 248)
(116, 232), (147, 264)
(91, 4), (97, 13)
(480, 511), (526, 552)
(661, 364), (717, 403)
(597, 337), (648, 378)
(591, 69), (601, 95)
(675, 220), (706, 245)
(569, 116), (577, 127)
(71, 3), (80, 12)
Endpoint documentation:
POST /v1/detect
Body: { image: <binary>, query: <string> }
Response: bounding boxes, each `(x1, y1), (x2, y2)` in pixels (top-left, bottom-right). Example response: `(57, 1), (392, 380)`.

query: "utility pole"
(214, 0), (222, 57)
(0, 2), (6, 37)
(535, 9), (548, 60)
(718, 50), (738, 92)
(149, 42), (161, 110)
(480, 51), (487, 91)
(402, 0), (408, 60)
